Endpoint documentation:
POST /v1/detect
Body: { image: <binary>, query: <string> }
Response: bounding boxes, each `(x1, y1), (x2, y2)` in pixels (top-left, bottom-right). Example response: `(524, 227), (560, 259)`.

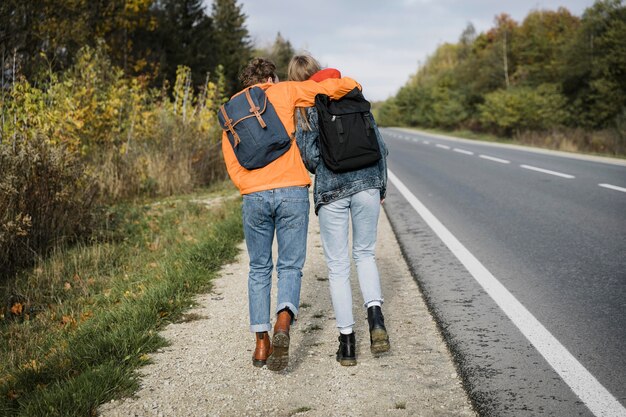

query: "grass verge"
(0, 182), (242, 416)
(399, 126), (626, 159)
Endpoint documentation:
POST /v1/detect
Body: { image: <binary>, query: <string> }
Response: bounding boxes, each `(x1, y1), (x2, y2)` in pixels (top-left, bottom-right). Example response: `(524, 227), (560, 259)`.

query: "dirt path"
(99, 202), (475, 417)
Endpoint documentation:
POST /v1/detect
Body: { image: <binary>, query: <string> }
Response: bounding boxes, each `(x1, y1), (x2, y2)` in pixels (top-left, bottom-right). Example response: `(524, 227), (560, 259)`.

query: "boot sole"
(252, 359), (266, 368)
(337, 357), (357, 366)
(267, 332), (289, 371)
(370, 328), (390, 354)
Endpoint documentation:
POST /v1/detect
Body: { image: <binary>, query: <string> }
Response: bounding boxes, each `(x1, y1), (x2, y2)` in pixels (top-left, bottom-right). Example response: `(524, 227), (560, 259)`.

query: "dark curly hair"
(239, 57), (277, 87)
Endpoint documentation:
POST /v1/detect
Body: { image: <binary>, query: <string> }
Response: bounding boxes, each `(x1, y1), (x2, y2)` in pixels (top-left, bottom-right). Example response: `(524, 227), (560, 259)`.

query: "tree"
(269, 32), (295, 81)
(150, 0), (215, 88)
(255, 32), (295, 81)
(561, 0), (626, 128)
(211, 0), (251, 95)
(478, 84), (568, 135)
(0, 0), (155, 82)
(514, 8), (579, 86)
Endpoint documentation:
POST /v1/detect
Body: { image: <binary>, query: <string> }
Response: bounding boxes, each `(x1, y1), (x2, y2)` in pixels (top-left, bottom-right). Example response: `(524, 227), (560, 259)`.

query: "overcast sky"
(217, 0), (595, 102)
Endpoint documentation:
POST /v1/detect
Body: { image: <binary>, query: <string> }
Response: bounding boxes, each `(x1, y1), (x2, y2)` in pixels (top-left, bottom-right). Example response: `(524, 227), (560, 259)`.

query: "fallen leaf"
(64, 282), (72, 290)
(10, 303), (23, 316)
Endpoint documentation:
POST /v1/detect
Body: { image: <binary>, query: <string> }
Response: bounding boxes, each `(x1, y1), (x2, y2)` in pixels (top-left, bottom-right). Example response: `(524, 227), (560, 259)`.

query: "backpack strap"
(245, 88), (267, 128)
(362, 113), (371, 136)
(220, 105), (241, 146)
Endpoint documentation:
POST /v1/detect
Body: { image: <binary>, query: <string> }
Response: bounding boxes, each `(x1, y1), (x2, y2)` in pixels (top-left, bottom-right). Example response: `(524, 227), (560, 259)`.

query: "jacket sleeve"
(371, 115), (388, 200)
(221, 132), (245, 192)
(290, 78), (361, 107)
(295, 108), (320, 174)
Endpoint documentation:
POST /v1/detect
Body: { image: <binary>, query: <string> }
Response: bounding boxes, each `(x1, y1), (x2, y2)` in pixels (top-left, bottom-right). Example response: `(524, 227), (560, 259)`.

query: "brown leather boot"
(252, 331), (272, 367)
(267, 310), (292, 371)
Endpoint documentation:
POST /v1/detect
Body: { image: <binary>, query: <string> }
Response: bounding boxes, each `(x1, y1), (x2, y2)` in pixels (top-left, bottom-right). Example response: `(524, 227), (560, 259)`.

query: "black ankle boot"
(367, 306), (390, 354)
(336, 332), (357, 366)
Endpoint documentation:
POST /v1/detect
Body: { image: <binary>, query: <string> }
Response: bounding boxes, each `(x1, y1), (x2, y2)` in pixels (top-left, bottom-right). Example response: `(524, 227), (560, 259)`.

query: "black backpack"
(314, 88), (381, 173)
(218, 86), (291, 170)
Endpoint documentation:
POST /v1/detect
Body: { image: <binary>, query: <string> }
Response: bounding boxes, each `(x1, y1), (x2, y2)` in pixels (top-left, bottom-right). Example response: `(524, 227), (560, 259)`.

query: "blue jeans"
(318, 188), (383, 331)
(242, 186), (309, 333)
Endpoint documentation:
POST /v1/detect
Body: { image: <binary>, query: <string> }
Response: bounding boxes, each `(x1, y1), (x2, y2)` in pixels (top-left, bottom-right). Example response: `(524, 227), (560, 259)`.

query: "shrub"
(0, 136), (97, 278)
(0, 45), (227, 276)
(478, 84), (568, 135)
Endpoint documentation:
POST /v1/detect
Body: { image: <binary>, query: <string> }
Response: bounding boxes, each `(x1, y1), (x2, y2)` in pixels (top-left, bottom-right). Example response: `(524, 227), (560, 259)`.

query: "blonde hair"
(288, 55), (322, 131)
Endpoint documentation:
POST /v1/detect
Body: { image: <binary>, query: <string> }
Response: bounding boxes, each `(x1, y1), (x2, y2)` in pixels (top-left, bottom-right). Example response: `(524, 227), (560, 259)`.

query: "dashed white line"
(388, 170), (626, 417)
(598, 183), (626, 193)
(436, 144), (451, 150)
(520, 164), (575, 179)
(423, 141), (430, 145)
(479, 155), (510, 164)
(453, 148), (474, 155)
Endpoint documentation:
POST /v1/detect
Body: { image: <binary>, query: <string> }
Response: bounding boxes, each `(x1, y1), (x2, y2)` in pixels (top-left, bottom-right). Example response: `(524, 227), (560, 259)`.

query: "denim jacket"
(295, 107), (388, 214)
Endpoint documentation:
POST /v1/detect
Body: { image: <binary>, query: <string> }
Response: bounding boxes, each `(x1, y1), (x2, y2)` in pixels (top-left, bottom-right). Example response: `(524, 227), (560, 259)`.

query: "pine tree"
(151, 0), (215, 88)
(269, 32), (295, 81)
(211, 0), (251, 95)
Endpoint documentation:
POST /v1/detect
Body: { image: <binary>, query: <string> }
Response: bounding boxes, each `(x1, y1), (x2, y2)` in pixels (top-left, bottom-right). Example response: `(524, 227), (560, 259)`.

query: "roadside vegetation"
(377, 0), (626, 156)
(1, 1), (251, 415)
(0, 188), (242, 416)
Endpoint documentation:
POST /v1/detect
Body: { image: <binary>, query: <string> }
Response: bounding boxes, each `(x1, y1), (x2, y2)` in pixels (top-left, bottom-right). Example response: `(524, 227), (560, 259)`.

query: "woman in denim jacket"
(288, 55), (390, 366)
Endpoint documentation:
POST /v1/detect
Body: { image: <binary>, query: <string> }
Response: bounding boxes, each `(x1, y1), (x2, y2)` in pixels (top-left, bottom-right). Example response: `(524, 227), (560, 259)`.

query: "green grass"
(0, 183), (243, 416)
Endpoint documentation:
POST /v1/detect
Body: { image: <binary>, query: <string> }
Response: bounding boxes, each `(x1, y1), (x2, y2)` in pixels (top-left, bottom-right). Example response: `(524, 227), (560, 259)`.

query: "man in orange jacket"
(222, 57), (359, 371)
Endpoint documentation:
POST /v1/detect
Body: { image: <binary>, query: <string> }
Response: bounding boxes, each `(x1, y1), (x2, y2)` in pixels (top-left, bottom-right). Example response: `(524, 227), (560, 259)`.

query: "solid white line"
(453, 148), (474, 155)
(520, 164), (575, 179)
(388, 170), (626, 417)
(598, 183), (626, 193)
(479, 154), (510, 164)
(436, 144), (451, 150)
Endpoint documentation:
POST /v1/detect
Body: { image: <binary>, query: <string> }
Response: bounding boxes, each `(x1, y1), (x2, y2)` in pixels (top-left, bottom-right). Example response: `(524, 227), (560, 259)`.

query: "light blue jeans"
(318, 188), (383, 331)
(242, 186), (309, 333)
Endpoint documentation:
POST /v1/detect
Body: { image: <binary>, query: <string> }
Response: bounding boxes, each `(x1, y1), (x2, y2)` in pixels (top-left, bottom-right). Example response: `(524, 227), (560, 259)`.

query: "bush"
(477, 84), (568, 135)
(0, 45), (228, 277)
(0, 136), (97, 278)
(515, 128), (626, 156)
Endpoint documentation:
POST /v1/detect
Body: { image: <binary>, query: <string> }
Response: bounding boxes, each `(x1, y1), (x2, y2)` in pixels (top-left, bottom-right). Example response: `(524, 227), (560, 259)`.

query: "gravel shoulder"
(99, 200), (475, 417)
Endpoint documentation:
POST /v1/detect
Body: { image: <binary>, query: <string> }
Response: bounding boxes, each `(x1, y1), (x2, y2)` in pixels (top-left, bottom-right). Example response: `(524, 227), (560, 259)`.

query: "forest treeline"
(377, 0), (626, 155)
(0, 0), (297, 276)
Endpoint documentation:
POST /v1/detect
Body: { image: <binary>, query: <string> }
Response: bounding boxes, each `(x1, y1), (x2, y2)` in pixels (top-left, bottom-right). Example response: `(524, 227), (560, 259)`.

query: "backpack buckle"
(220, 105), (241, 146)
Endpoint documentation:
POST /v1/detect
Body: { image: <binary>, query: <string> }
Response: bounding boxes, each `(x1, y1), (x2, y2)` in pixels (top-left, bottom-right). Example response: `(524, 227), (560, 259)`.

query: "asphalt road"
(380, 128), (626, 416)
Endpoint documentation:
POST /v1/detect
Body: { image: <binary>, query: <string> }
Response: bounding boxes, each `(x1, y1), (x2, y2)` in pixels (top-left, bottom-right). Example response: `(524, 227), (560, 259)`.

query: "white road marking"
(388, 170), (626, 417)
(423, 141), (430, 145)
(453, 148), (474, 155)
(436, 144), (451, 150)
(598, 183), (626, 193)
(520, 164), (575, 179)
(479, 154), (510, 164)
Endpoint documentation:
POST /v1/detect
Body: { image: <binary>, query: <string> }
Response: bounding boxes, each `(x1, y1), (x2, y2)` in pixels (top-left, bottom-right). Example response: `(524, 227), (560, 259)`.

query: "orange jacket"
(222, 78), (360, 195)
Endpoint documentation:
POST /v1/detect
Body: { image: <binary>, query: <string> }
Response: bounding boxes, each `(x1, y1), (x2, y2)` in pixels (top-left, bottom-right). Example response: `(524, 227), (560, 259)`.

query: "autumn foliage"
(0, 45), (227, 276)
(378, 1), (626, 155)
